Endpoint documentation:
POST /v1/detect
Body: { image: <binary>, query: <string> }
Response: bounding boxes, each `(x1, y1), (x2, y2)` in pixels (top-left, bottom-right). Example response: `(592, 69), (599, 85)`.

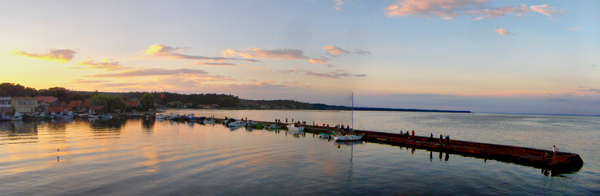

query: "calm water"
(1, 110), (599, 195)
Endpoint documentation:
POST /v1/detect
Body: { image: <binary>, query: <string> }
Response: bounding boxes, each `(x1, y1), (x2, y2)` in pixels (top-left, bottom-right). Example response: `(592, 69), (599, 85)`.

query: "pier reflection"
(364, 139), (581, 176)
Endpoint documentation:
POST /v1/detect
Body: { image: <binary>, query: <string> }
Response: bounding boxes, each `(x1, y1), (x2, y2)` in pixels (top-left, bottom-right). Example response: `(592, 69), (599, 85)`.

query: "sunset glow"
(2, 0), (599, 115)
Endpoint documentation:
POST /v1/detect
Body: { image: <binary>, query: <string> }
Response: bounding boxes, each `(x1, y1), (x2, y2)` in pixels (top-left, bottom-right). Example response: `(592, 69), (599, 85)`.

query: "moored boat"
(228, 121), (246, 127)
(155, 114), (167, 119)
(11, 112), (23, 121)
(333, 134), (363, 141)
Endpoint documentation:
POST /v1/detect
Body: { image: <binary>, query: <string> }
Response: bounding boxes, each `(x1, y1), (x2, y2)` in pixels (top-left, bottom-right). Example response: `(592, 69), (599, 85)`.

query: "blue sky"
(1, 0), (599, 115)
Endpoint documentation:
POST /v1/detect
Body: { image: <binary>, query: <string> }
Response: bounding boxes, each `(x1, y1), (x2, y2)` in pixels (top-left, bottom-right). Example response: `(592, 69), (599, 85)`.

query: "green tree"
(140, 93), (157, 111)
(8, 104), (16, 116)
(173, 101), (182, 108)
(107, 95), (128, 112)
(219, 98), (237, 108)
(90, 94), (109, 107)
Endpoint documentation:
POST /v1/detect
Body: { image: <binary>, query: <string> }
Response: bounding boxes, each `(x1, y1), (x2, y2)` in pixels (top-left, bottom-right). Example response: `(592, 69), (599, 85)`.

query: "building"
(68, 100), (83, 112)
(0, 97), (11, 114)
(11, 97), (38, 114)
(36, 96), (60, 114)
(127, 101), (140, 108)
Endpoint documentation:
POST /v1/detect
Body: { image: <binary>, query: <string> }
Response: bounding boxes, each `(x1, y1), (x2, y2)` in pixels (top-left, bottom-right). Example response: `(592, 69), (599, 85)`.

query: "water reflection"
(0, 121), (39, 145)
(89, 118), (127, 130)
(142, 119), (155, 132)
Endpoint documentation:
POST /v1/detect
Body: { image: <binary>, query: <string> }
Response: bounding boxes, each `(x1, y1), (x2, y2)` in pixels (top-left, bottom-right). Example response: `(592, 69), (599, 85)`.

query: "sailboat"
(333, 92), (363, 141)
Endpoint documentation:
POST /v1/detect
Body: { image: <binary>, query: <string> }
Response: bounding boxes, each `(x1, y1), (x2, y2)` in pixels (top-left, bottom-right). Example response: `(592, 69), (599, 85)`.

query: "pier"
(213, 118), (583, 172)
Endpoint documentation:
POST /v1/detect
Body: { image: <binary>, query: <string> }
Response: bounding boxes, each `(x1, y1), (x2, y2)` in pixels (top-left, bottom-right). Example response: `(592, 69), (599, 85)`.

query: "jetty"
(211, 118), (583, 172)
(298, 124), (583, 172)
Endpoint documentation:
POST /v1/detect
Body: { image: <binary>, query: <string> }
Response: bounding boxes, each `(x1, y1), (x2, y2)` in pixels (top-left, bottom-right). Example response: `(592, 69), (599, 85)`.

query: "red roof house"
(36, 96), (59, 103)
(127, 101), (140, 107)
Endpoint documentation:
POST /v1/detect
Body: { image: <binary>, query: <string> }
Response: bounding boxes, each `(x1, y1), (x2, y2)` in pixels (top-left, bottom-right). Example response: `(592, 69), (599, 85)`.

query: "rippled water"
(1, 110), (599, 195)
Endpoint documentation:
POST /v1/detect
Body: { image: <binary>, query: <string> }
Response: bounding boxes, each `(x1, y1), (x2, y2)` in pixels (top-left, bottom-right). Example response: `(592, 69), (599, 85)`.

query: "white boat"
(228, 121), (246, 127)
(333, 92), (362, 142)
(333, 134), (363, 141)
(56, 112), (74, 119)
(155, 114), (167, 119)
(286, 125), (305, 132)
(167, 113), (184, 120)
(11, 112), (23, 121)
(203, 118), (215, 124)
(89, 115), (99, 119)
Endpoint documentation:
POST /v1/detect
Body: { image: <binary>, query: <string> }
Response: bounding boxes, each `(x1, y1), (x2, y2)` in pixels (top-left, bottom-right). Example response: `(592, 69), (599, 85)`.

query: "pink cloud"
(72, 59), (126, 70)
(223, 48), (327, 64)
(12, 49), (76, 63)
(496, 28), (515, 36)
(385, 0), (561, 20)
(322, 46), (370, 57)
(139, 44), (259, 62)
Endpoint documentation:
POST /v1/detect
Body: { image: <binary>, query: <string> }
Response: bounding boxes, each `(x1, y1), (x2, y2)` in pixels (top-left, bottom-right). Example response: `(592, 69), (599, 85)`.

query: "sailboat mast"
(351, 92), (354, 130)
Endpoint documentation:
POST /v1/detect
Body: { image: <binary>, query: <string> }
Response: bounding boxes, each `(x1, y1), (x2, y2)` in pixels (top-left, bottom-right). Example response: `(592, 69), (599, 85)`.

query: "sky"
(1, 0), (599, 115)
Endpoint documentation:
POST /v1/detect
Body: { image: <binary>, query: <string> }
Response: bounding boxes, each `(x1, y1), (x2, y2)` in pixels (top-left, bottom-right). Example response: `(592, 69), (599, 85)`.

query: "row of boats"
(153, 113), (363, 141)
(0, 112), (113, 121)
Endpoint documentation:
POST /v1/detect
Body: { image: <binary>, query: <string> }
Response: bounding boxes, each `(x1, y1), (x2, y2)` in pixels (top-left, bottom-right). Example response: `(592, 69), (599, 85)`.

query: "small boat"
(1, 115), (10, 121)
(203, 118), (215, 124)
(167, 113), (184, 121)
(11, 112), (23, 121)
(56, 112), (74, 119)
(333, 134), (363, 141)
(318, 133), (337, 139)
(89, 115), (99, 119)
(35, 113), (50, 120)
(100, 114), (113, 119)
(286, 125), (302, 131)
(266, 124), (281, 130)
(155, 114), (167, 119)
(253, 123), (266, 129)
(229, 121), (246, 127)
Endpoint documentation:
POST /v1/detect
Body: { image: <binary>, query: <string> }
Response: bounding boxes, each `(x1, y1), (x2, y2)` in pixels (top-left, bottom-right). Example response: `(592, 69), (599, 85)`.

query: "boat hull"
(333, 135), (363, 141)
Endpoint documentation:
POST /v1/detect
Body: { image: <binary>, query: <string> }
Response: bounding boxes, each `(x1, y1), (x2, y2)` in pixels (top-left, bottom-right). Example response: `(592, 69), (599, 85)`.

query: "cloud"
(193, 62), (235, 66)
(69, 79), (110, 84)
(308, 58), (327, 64)
(385, 0), (561, 20)
(139, 44), (259, 62)
(496, 28), (515, 36)
(222, 48), (326, 64)
(322, 46), (371, 57)
(90, 68), (209, 77)
(218, 80), (308, 91)
(593, 64), (597, 67)
(223, 48), (307, 60)
(467, 4), (531, 19)
(12, 49), (76, 63)
(305, 70), (367, 78)
(280, 68), (366, 78)
(72, 59), (125, 70)
(570, 27), (579, 31)
(578, 87), (600, 94)
(333, 0), (344, 10)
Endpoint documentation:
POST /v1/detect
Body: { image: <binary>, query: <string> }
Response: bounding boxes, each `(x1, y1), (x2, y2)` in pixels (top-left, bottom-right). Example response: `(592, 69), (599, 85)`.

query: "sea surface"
(1, 110), (599, 195)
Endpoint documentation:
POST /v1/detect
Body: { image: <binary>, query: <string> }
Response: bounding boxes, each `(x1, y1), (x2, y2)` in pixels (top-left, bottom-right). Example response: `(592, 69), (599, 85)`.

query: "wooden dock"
(300, 124), (582, 172)
(209, 118), (584, 172)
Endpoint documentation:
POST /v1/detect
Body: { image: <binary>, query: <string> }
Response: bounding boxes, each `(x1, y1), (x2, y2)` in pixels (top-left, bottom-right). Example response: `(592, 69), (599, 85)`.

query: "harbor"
(1, 110), (597, 195)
